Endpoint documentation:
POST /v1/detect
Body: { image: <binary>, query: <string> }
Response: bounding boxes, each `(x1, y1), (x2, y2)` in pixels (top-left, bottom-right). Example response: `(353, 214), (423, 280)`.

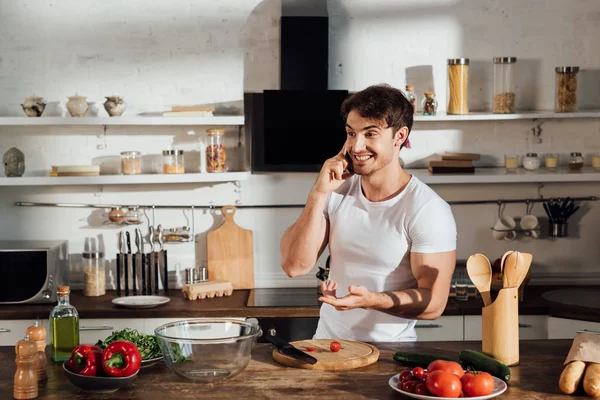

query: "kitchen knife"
(158, 225), (168, 292)
(116, 231), (123, 296)
(263, 335), (317, 365)
(125, 231), (131, 296)
(148, 226), (155, 294)
(134, 228), (142, 296)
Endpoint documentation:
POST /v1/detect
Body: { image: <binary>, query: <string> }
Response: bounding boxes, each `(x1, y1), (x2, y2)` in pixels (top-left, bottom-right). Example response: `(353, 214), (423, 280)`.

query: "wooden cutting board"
(272, 339), (380, 371)
(207, 206), (254, 289)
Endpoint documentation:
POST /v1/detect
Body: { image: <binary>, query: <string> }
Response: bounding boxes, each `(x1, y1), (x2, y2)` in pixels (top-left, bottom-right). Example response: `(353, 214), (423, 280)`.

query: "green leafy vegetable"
(96, 328), (161, 361)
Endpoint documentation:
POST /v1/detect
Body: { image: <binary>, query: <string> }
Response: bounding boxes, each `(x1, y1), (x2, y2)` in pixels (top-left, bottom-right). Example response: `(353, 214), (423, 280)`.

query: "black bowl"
(62, 362), (139, 393)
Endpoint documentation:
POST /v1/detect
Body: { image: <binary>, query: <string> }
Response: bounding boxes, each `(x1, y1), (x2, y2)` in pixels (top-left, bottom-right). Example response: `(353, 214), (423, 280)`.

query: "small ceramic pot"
(21, 96), (46, 117)
(103, 96), (126, 117)
(66, 95), (89, 117)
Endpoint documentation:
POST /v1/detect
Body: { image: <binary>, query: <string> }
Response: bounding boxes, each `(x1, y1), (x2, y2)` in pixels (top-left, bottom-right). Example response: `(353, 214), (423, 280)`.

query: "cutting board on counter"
(207, 206), (254, 289)
(272, 339), (380, 371)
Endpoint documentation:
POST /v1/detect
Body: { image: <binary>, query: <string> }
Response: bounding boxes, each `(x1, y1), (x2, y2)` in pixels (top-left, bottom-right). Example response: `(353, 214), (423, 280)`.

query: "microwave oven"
(0, 240), (68, 304)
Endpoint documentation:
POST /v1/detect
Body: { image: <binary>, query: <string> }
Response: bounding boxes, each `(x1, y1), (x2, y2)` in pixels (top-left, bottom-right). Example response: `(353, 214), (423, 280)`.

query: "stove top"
(247, 288), (322, 307)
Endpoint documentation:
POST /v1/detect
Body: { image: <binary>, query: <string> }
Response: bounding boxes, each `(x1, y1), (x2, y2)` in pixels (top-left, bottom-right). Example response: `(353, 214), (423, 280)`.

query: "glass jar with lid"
(125, 206), (142, 224)
(555, 66), (579, 112)
(120, 151), (141, 175)
(568, 152), (584, 171)
(447, 58), (469, 115)
(205, 128), (227, 173)
(162, 150), (185, 174)
(421, 92), (438, 116)
(493, 57), (517, 114)
(83, 252), (105, 297)
(405, 85), (417, 114)
(522, 153), (540, 171)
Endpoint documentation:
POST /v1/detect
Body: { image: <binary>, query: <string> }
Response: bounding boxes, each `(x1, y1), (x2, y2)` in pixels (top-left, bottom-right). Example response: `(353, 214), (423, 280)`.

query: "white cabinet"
(548, 317), (600, 339)
(0, 319), (50, 346)
(79, 318), (144, 345)
(464, 315), (548, 340)
(415, 316), (464, 341)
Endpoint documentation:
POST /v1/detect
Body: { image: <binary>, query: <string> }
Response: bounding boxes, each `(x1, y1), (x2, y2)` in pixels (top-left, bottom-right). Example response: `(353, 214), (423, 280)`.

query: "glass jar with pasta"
(447, 58), (469, 115)
(205, 128), (227, 173)
(493, 57), (517, 114)
(162, 150), (185, 174)
(83, 251), (105, 297)
(555, 66), (579, 113)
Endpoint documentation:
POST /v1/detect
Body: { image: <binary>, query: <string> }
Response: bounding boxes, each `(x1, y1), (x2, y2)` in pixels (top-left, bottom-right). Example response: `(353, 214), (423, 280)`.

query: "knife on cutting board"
(264, 335), (317, 365)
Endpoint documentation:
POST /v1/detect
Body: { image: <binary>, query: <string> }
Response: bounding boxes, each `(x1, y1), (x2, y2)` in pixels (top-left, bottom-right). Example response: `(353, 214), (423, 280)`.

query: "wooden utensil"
(515, 252), (532, 288)
(207, 206), (254, 289)
(500, 250), (513, 273)
(272, 339), (379, 371)
(503, 251), (523, 288)
(466, 253), (492, 306)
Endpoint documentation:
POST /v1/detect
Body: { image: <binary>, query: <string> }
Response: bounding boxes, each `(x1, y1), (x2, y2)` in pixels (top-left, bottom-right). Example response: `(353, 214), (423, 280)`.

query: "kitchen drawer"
(548, 317), (600, 339)
(79, 318), (144, 344)
(0, 319), (50, 346)
(415, 316), (463, 341)
(464, 315), (548, 340)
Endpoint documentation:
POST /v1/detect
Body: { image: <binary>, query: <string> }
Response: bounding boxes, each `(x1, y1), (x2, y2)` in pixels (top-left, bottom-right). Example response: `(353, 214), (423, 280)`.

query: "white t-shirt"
(314, 174), (457, 342)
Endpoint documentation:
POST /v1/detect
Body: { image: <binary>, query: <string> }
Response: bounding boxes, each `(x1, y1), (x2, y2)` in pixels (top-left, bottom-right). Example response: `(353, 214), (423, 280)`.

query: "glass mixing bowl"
(154, 318), (261, 383)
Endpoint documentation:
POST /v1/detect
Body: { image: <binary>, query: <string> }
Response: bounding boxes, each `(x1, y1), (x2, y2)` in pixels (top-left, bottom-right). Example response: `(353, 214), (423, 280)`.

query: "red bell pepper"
(65, 344), (103, 376)
(102, 340), (142, 377)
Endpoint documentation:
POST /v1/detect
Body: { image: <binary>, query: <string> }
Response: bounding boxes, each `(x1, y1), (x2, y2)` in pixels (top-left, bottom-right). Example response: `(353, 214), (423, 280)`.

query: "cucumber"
(393, 351), (461, 368)
(459, 349), (511, 382)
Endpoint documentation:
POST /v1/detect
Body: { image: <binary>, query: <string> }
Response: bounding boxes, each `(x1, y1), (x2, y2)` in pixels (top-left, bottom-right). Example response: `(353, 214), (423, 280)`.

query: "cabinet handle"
(577, 329), (600, 335)
(519, 324), (532, 328)
(415, 324), (443, 329)
(80, 325), (114, 331)
(0, 328), (10, 333)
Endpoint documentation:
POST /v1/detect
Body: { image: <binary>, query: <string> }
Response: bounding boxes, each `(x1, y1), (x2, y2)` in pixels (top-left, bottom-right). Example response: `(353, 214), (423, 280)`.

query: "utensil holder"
(549, 222), (568, 237)
(482, 287), (519, 366)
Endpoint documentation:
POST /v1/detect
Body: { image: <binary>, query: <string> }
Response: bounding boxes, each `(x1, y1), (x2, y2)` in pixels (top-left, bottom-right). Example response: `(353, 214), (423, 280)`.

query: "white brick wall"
(1, 0), (600, 290)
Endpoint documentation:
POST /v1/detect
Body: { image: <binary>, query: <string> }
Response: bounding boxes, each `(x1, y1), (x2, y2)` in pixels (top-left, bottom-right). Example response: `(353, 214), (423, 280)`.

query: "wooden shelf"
(413, 110), (600, 122)
(408, 166), (600, 184)
(0, 116), (245, 126)
(0, 172), (250, 186)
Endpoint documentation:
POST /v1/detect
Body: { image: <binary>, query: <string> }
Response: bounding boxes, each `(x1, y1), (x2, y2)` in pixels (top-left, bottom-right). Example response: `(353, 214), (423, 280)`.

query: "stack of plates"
(53, 165), (100, 177)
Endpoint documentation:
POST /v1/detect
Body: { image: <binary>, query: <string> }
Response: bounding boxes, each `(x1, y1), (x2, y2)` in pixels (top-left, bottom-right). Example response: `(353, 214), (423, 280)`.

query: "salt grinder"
(25, 320), (47, 381)
(14, 335), (38, 399)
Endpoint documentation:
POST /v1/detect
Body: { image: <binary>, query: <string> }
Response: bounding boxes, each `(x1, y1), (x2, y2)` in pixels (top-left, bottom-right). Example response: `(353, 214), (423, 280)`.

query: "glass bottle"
(205, 128), (227, 173)
(49, 286), (79, 362)
(555, 67), (579, 113)
(568, 152), (584, 171)
(493, 57), (517, 114)
(405, 85), (417, 114)
(447, 58), (469, 115)
(421, 92), (438, 116)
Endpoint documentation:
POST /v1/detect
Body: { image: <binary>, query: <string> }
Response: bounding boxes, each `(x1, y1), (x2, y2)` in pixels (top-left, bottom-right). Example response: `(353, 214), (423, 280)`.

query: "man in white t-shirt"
(280, 84), (457, 342)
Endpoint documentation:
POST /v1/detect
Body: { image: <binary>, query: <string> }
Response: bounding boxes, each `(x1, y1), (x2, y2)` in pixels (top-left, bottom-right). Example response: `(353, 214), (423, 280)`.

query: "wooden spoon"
(515, 252), (533, 288)
(502, 251), (523, 288)
(466, 253), (492, 307)
(500, 250), (513, 274)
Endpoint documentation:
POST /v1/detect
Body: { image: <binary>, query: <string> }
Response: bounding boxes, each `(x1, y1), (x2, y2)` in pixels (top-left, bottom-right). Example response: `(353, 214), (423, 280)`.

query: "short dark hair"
(340, 84), (414, 139)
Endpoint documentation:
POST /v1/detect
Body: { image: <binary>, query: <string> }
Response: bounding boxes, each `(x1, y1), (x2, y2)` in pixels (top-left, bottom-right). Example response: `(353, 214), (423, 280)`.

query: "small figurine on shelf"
(4, 147), (25, 177)
(421, 91), (438, 116)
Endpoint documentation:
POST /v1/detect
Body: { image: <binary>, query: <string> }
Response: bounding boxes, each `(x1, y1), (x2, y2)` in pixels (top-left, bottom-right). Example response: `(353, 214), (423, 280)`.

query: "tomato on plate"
(412, 366), (425, 380)
(425, 370), (462, 398)
(399, 370), (412, 382)
(414, 383), (428, 395)
(427, 360), (465, 378)
(330, 341), (341, 352)
(401, 380), (417, 393)
(460, 370), (495, 397)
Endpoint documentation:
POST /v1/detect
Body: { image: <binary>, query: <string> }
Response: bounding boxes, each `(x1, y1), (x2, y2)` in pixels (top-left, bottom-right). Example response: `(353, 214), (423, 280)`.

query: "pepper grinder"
(25, 320), (47, 382)
(14, 335), (38, 399)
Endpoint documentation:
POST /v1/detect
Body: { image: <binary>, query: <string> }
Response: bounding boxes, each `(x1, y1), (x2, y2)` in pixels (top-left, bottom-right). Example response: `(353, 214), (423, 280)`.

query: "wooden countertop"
(1, 285), (597, 321)
(0, 340), (579, 399)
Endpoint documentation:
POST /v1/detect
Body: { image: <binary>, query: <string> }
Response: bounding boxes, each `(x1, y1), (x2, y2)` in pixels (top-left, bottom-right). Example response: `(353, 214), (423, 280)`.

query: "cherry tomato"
(399, 370), (412, 382)
(401, 380), (417, 393)
(427, 360), (465, 378)
(460, 371), (495, 397)
(425, 370), (462, 398)
(329, 341), (341, 352)
(421, 371), (429, 382)
(412, 366), (425, 380)
(305, 347), (316, 352)
(459, 391), (464, 398)
(414, 383), (428, 395)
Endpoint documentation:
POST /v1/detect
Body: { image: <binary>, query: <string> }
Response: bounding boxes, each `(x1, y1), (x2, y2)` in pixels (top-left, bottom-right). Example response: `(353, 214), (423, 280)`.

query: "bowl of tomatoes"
(389, 360), (507, 399)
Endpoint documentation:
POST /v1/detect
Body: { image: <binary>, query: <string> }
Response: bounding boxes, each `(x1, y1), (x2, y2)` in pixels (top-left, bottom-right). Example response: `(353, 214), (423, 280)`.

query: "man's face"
(344, 110), (402, 176)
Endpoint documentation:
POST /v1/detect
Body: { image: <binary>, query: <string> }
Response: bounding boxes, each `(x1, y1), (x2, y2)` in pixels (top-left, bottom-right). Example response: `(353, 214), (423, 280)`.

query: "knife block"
(482, 286), (519, 366)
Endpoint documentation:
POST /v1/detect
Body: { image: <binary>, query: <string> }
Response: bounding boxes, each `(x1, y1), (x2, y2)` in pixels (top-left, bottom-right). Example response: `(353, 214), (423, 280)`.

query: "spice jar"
(522, 153), (540, 171)
(555, 66), (579, 112)
(447, 58), (469, 115)
(405, 85), (417, 114)
(108, 207), (125, 223)
(120, 151), (141, 175)
(125, 206), (142, 224)
(545, 154), (559, 171)
(493, 57), (517, 114)
(421, 92), (438, 116)
(83, 251), (105, 297)
(568, 152), (584, 171)
(592, 153), (600, 171)
(205, 128), (227, 173)
(162, 150), (185, 174)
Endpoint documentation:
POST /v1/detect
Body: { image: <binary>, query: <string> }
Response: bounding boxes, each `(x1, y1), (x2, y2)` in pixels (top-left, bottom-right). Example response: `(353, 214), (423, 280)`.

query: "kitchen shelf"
(0, 172), (250, 186)
(408, 166), (600, 184)
(413, 110), (600, 122)
(0, 116), (245, 126)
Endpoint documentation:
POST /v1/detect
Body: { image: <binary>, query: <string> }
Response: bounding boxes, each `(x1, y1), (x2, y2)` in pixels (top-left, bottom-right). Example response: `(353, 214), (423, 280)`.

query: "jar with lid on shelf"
(568, 152), (584, 171)
(555, 66), (579, 113)
(493, 57), (517, 114)
(108, 207), (125, 223)
(120, 151), (141, 175)
(522, 153), (540, 171)
(125, 206), (142, 224)
(162, 150), (185, 174)
(447, 58), (469, 115)
(83, 252), (105, 297)
(205, 128), (227, 173)
(421, 92), (438, 116)
(405, 85), (417, 114)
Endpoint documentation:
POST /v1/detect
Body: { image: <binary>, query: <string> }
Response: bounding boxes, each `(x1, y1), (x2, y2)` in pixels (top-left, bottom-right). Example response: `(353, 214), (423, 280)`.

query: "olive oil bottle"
(49, 286), (79, 362)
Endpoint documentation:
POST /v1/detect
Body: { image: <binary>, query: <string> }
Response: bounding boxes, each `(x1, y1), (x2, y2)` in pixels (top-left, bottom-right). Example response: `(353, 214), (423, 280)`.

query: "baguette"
(583, 362), (600, 398)
(559, 360), (587, 394)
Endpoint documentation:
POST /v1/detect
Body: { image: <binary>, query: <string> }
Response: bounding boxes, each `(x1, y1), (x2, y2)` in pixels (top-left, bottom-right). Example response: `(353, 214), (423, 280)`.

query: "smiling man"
(280, 84), (457, 342)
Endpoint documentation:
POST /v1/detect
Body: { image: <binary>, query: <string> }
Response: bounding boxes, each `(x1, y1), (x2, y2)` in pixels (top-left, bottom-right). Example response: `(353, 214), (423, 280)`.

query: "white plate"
(140, 356), (164, 369)
(112, 296), (170, 308)
(389, 373), (508, 400)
